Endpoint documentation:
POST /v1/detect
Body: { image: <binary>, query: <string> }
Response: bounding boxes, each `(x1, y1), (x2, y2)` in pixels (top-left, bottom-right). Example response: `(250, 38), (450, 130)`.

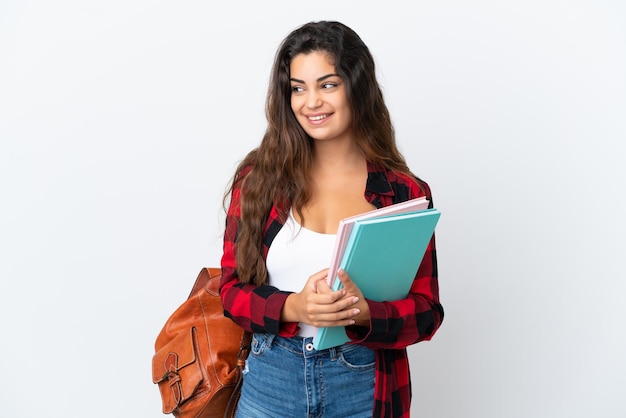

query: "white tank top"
(266, 209), (336, 337)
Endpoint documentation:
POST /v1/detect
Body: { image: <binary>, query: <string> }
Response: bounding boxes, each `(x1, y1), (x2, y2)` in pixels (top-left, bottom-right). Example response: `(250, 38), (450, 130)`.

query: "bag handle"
(186, 267), (219, 298)
(224, 331), (252, 416)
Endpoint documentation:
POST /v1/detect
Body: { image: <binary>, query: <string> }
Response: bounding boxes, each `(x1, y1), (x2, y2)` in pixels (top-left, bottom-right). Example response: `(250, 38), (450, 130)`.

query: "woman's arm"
(346, 169), (444, 349)
(344, 233), (443, 349)
(219, 181), (298, 336)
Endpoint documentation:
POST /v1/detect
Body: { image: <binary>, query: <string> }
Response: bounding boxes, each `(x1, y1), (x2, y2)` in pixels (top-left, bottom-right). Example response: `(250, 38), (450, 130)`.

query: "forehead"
(289, 51), (337, 80)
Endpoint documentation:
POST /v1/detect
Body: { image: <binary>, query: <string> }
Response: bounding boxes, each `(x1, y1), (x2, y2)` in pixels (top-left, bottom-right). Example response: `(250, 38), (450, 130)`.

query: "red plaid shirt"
(220, 162), (443, 418)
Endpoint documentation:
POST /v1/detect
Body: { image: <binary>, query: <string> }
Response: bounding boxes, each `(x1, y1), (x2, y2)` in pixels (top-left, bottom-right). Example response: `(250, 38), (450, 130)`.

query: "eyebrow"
(289, 73), (339, 83)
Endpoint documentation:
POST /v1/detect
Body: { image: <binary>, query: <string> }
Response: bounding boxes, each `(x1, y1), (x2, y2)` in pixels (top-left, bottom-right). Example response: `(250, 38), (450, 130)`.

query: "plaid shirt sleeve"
(219, 170), (299, 337)
(345, 167), (444, 349)
(349, 165), (444, 418)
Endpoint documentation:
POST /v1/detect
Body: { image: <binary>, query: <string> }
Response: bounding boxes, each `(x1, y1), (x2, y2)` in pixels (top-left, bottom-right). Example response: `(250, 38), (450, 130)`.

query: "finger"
(336, 268), (351, 285)
(307, 291), (359, 313)
(306, 269), (329, 291)
(312, 272), (350, 300)
(337, 269), (361, 296)
(315, 277), (333, 294)
(307, 288), (347, 306)
(303, 292), (361, 327)
(309, 306), (361, 327)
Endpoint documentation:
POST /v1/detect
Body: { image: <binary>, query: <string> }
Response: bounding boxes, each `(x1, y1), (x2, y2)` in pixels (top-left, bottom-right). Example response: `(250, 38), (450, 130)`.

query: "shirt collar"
(365, 162), (395, 197)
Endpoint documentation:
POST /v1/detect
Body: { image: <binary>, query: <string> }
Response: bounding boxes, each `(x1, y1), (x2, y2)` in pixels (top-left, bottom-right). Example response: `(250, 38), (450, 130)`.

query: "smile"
(308, 113), (330, 121)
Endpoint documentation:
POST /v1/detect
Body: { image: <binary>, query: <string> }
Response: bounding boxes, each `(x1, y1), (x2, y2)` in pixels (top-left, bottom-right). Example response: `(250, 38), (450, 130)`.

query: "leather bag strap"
(187, 267), (220, 299)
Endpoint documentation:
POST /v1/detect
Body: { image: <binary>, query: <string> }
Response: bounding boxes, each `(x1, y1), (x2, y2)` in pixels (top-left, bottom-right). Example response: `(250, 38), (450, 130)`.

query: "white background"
(1, 1), (625, 417)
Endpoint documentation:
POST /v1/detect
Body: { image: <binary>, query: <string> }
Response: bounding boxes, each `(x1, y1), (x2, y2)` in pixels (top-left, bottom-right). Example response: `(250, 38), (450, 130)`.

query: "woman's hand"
(331, 269), (371, 326)
(282, 269), (362, 327)
(282, 269), (371, 328)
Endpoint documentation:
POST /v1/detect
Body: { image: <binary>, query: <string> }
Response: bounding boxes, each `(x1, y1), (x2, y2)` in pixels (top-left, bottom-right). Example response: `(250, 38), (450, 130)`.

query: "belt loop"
(329, 347), (338, 360)
(264, 333), (276, 348)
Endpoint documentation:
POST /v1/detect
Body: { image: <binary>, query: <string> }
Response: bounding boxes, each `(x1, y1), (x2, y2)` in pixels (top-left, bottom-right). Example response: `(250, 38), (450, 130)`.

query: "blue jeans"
(236, 333), (376, 418)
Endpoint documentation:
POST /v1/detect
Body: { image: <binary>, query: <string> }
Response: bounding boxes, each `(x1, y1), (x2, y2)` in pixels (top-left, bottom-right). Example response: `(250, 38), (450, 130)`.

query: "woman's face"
(289, 51), (353, 143)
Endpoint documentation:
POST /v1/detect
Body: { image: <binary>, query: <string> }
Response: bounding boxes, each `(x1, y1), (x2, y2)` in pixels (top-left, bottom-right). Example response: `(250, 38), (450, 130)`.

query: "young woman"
(220, 21), (443, 418)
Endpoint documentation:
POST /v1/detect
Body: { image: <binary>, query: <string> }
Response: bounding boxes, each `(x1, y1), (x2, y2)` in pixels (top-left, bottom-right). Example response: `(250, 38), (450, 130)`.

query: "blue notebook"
(312, 208), (441, 350)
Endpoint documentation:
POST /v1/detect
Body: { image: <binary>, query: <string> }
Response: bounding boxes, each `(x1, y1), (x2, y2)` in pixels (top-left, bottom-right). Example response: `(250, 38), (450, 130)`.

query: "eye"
(291, 85), (304, 93)
(321, 82), (338, 89)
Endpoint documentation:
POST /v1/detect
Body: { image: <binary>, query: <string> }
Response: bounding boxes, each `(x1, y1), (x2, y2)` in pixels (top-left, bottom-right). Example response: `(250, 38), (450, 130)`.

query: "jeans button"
(305, 342), (314, 351)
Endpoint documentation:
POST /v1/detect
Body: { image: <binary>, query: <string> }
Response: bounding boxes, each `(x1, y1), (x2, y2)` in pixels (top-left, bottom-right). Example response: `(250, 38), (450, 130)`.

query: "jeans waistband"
(253, 333), (368, 360)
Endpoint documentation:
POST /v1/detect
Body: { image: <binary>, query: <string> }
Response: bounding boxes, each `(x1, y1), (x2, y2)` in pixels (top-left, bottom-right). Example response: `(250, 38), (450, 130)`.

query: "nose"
(306, 90), (322, 109)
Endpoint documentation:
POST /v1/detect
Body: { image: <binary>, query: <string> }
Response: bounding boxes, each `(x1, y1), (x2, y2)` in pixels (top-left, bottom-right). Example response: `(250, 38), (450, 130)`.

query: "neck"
(311, 138), (366, 174)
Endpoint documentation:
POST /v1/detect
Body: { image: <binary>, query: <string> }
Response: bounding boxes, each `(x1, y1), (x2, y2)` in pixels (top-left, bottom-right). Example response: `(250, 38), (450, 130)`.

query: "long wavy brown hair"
(224, 21), (414, 285)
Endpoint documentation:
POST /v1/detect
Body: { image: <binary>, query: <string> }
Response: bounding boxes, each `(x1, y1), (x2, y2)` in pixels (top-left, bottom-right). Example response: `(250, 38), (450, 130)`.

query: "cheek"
(290, 99), (306, 125)
(290, 97), (301, 114)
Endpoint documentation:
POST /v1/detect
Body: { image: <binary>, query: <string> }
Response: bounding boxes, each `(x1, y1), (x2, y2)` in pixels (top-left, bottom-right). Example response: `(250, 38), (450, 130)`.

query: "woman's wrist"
(281, 293), (301, 323)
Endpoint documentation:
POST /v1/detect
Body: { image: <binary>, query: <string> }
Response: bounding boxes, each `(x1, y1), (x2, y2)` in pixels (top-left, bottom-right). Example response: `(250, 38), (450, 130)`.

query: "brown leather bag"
(152, 267), (251, 418)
